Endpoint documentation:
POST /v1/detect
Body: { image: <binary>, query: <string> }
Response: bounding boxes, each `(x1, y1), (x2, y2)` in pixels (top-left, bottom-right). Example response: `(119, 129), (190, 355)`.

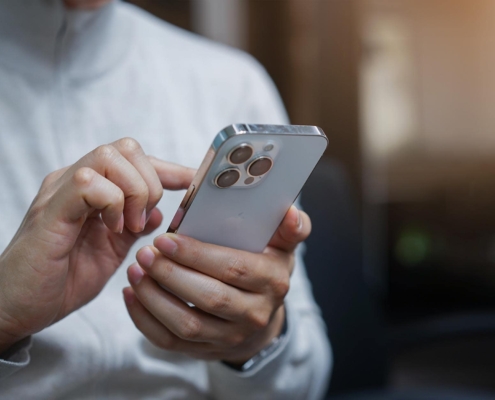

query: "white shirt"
(0, 1), (332, 398)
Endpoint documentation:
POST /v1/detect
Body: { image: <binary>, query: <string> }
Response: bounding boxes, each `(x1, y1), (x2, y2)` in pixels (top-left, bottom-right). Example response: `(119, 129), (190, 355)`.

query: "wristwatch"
(223, 312), (288, 373)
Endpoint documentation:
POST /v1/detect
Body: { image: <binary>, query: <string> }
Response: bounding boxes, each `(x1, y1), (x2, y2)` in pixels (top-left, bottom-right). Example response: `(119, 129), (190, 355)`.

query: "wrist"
(224, 305), (286, 367)
(0, 281), (26, 354)
(0, 253), (41, 353)
(0, 314), (26, 354)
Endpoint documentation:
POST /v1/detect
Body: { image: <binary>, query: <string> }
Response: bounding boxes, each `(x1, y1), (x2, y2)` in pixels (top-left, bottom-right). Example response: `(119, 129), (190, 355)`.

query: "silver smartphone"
(168, 124), (328, 253)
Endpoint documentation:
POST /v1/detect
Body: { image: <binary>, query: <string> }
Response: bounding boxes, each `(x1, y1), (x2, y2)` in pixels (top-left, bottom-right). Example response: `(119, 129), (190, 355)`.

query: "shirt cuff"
(0, 336), (32, 381)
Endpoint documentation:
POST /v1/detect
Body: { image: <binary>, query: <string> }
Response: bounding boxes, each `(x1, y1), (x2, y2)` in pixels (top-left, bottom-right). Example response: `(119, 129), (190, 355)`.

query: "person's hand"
(0, 138), (195, 354)
(123, 205), (311, 364)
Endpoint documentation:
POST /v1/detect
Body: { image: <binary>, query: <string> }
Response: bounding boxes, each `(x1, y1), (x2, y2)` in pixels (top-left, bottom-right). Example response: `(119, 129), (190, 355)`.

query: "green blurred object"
(396, 227), (432, 267)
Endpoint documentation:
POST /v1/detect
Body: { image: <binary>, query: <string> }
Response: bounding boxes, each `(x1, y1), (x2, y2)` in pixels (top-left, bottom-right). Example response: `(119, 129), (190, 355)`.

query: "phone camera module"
(248, 156), (273, 177)
(215, 168), (240, 188)
(229, 144), (253, 165)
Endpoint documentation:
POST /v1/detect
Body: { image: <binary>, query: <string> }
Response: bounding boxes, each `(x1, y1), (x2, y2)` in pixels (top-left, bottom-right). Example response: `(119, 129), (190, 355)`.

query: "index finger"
(148, 157), (196, 191)
(68, 144), (150, 232)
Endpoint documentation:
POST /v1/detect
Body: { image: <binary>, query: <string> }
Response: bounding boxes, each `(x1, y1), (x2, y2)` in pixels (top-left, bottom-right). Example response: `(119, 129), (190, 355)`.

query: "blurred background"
(128, 0), (495, 398)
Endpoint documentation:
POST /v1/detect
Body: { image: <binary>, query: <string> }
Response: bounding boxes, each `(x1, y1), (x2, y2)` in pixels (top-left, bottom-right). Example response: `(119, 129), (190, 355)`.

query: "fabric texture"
(0, 1), (332, 398)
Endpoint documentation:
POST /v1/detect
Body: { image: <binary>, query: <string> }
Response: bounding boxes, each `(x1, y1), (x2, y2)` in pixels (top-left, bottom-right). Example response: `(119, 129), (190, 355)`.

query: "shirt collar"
(0, 0), (131, 81)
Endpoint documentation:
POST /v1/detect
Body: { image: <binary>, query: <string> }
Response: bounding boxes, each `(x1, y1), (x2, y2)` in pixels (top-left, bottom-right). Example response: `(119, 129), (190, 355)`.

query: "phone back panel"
(173, 124), (327, 253)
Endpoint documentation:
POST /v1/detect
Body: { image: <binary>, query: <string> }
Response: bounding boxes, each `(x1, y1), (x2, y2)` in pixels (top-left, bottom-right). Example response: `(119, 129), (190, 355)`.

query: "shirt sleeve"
(0, 337), (32, 381)
(206, 56), (333, 400)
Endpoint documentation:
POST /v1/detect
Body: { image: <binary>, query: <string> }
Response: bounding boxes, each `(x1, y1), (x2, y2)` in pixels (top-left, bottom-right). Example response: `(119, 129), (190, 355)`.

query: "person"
(0, 0), (332, 398)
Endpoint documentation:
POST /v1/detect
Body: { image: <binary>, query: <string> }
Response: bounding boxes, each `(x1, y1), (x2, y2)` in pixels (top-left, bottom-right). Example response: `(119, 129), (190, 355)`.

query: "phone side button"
(181, 184), (196, 210)
(169, 207), (185, 232)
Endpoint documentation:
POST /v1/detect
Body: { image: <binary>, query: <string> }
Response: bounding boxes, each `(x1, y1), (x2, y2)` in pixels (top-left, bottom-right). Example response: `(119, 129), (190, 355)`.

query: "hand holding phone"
(126, 202), (311, 365)
(125, 124), (326, 365)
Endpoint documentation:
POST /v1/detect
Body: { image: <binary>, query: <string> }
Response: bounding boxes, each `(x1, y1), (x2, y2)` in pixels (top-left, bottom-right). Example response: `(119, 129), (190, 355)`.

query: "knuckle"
(205, 286), (231, 314)
(226, 333), (246, 348)
(271, 272), (290, 299)
(118, 137), (142, 153)
(188, 246), (203, 268)
(247, 309), (270, 330)
(72, 167), (95, 188)
(41, 171), (59, 188)
(93, 144), (117, 160)
(132, 180), (149, 198)
(113, 189), (125, 207)
(127, 177), (149, 200)
(148, 185), (163, 206)
(224, 255), (249, 282)
(178, 315), (202, 340)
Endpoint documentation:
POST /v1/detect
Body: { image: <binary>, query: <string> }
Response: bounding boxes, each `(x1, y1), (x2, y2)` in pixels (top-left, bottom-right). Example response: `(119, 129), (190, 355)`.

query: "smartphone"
(168, 124), (328, 253)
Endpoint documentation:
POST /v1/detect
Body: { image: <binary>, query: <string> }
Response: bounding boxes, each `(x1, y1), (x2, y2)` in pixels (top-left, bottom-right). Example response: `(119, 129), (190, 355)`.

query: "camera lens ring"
(228, 143), (254, 165)
(214, 168), (241, 188)
(247, 156), (273, 177)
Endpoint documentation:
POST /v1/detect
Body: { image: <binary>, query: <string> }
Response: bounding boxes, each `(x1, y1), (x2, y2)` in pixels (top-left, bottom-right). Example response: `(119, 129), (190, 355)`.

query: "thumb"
(266, 206), (311, 253)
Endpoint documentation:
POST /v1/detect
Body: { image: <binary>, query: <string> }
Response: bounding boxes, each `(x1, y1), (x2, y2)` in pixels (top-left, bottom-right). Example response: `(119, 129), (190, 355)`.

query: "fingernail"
(117, 214), (124, 234)
(128, 263), (144, 285)
(296, 209), (302, 230)
(145, 208), (153, 224)
(155, 234), (178, 257)
(137, 246), (155, 269)
(123, 287), (135, 306)
(140, 209), (146, 231)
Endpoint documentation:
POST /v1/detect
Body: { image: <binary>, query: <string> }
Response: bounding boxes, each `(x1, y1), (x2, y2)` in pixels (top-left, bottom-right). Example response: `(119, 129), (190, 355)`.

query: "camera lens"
(248, 156), (273, 177)
(229, 144), (253, 165)
(215, 168), (240, 188)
